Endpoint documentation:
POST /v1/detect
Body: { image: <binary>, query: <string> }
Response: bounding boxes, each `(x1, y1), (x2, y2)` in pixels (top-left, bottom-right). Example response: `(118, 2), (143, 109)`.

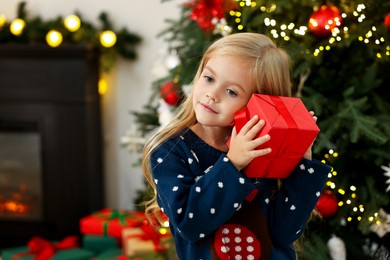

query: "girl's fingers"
(239, 115), (266, 141)
(246, 119), (265, 138)
(249, 134), (271, 150)
(231, 126), (237, 137)
(251, 147), (272, 157)
(239, 115), (259, 134)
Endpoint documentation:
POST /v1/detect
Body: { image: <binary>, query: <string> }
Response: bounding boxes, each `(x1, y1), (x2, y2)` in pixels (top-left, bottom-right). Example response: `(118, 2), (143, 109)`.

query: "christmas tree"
(128, 0), (390, 259)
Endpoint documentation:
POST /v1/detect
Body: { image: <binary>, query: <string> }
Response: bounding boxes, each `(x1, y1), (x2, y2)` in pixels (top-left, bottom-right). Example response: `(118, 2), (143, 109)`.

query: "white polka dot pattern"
(214, 224), (261, 260)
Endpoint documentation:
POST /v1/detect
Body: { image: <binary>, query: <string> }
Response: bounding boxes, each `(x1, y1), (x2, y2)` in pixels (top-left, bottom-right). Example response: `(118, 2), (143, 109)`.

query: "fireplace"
(0, 44), (104, 248)
(0, 120), (43, 221)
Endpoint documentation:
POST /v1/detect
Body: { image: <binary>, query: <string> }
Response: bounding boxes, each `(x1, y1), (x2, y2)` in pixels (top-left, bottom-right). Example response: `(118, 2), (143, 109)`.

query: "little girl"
(142, 33), (331, 260)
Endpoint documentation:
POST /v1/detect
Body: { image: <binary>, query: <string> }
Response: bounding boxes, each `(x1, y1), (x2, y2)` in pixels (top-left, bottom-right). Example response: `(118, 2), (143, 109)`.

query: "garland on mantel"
(0, 1), (142, 72)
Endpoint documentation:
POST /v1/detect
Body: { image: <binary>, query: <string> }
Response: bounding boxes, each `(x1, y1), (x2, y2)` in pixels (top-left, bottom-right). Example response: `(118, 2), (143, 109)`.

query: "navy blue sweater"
(150, 128), (331, 259)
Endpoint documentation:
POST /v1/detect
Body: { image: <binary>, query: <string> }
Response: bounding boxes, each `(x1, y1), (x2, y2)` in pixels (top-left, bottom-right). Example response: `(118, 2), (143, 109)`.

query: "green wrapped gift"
(1, 246), (94, 260)
(82, 235), (119, 255)
(94, 248), (124, 259)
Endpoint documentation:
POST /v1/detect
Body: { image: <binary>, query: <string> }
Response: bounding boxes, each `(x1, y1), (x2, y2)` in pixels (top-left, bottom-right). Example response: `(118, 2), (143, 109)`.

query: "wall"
(1, 0), (182, 210)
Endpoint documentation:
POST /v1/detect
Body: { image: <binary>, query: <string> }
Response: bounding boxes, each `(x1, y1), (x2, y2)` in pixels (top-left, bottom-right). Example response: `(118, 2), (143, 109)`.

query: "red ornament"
(308, 5), (342, 37)
(187, 0), (238, 32)
(385, 13), (390, 30)
(316, 189), (339, 217)
(160, 81), (182, 106)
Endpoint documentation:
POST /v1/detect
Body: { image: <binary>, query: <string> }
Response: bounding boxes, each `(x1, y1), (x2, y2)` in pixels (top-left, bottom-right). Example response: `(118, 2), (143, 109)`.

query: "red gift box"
(80, 208), (146, 242)
(228, 94), (319, 178)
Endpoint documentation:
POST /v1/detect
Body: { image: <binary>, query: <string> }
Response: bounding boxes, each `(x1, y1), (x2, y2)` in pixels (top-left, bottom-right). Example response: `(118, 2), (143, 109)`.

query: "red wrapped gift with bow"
(9, 236), (81, 260)
(227, 94), (319, 178)
(80, 208), (146, 243)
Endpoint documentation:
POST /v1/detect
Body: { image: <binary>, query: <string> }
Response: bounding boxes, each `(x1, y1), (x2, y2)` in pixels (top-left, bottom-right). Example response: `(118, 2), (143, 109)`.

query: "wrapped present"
(122, 223), (171, 256)
(80, 208), (146, 242)
(82, 235), (119, 255)
(227, 94), (319, 178)
(1, 236), (94, 260)
(90, 248), (127, 260)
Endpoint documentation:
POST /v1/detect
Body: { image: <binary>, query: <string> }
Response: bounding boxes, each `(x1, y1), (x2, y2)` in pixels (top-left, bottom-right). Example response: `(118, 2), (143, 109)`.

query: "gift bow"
(95, 209), (142, 235)
(128, 223), (170, 253)
(13, 236), (79, 260)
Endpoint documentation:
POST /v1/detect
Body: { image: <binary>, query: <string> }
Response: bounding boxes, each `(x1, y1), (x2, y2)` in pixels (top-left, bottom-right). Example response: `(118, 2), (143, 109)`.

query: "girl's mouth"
(200, 102), (217, 113)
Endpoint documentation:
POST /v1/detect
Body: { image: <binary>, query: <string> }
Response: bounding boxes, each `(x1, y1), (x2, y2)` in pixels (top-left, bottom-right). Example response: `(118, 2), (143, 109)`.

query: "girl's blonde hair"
(142, 32), (292, 223)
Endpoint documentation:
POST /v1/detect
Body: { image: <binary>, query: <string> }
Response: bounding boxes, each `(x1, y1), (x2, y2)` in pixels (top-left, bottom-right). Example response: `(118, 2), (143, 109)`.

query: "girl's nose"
(206, 91), (217, 102)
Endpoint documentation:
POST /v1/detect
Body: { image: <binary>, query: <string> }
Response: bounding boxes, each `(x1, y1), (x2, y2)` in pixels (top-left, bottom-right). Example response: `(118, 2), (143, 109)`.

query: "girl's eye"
(226, 89), (238, 97)
(203, 75), (214, 83)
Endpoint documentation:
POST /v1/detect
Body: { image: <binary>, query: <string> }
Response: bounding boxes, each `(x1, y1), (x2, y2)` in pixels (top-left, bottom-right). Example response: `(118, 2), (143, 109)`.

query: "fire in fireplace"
(0, 120), (43, 221)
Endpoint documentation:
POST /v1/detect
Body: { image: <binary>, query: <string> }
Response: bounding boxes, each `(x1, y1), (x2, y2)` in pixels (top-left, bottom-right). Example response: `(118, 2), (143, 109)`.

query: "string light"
(10, 18), (25, 36)
(98, 78), (108, 95)
(231, 1), (389, 62)
(0, 15), (6, 29)
(322, 149), (384, 226)
(100, 30), (117, 48)
(46, 30), (63, 47)
(64, 15), (81, 32)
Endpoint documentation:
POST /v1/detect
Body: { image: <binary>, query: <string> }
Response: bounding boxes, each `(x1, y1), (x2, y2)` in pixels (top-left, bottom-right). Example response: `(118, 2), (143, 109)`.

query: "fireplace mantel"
(0, 44), (104, 248)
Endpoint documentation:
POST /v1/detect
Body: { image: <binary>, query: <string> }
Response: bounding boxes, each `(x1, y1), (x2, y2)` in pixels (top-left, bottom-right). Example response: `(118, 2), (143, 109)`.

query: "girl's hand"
(227, 115), (272, 171)
(303, 111), (317, 160)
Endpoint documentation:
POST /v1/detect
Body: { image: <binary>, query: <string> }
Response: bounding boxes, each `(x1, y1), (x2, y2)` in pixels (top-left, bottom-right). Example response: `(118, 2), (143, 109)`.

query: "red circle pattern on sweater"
(214, 224), (261, 260)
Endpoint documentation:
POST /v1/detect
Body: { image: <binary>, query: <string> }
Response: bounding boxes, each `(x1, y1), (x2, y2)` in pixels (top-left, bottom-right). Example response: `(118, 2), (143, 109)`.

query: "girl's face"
(192, 55), (255, 127)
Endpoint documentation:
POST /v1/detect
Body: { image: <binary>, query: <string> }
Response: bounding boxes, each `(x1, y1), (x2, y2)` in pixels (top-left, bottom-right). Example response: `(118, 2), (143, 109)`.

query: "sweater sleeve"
(150, 139), (256, 242)
(265, 158), (332, 246)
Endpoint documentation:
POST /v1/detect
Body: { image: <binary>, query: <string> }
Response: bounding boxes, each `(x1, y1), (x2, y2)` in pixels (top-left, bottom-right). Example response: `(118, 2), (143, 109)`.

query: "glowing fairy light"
(294, 26), (307, 36)
(100, 30), (117, 48)
(98, 78), (108, 95)
(64, 15), (81, 32)
(10, 18), (25, 36)
(46, 30), (63, 47)
(338, 189), (345, 195)
(357, 4), (366, 12)
(0, 15), (6, 29)
(159, 227), (168, 235)
(244, 0), (252, 7)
